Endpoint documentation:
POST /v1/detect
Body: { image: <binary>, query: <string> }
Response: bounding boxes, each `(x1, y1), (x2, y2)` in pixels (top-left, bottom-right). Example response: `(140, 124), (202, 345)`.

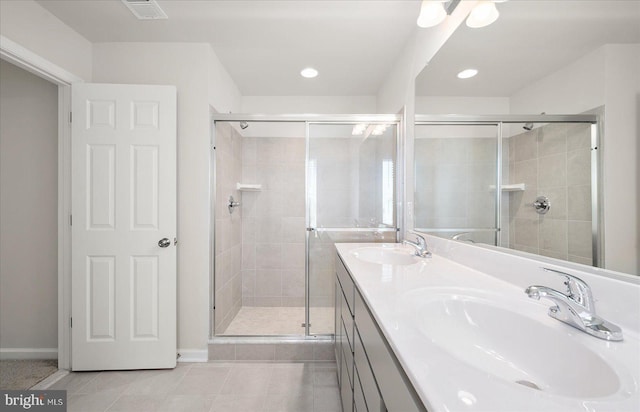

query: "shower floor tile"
(221, 307), (334, 336)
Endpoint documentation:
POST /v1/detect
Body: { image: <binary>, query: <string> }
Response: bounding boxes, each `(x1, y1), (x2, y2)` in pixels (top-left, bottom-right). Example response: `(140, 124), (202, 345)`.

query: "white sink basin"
(409, 290), (621, 398)
(351, 246), (419, 266)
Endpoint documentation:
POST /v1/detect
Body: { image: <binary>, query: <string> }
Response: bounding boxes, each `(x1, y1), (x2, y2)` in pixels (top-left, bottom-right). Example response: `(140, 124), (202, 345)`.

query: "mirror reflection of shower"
(523, 112), (545, 131)
(413, 116), (598, 267)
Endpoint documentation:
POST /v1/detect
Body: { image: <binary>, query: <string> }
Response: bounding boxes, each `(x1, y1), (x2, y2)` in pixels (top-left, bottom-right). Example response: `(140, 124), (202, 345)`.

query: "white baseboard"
(0, 348), (58, 360)
(177, 349), (208, 363)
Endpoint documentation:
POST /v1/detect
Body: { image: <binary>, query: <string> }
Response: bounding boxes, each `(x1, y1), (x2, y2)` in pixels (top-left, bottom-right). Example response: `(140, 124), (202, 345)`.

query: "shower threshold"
(219, 306), (334, 336)
(208, 333), (335, 362)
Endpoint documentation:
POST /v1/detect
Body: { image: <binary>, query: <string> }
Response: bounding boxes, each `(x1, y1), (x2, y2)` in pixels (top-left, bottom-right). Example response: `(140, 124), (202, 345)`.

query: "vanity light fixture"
(300, 67), (319, 78)
(416, 1), (447, 28)
(457, 69), (478, 79)
(466, 1), (500, 28)
(416, 0), (461, 28)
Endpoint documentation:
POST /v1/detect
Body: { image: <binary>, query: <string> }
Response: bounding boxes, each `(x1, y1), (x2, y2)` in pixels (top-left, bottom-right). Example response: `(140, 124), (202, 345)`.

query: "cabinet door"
(354, 327), (385, 412)
(355, 291), (424, 411)
(354, 365), (368, 412)
(341, 345), (354, 412)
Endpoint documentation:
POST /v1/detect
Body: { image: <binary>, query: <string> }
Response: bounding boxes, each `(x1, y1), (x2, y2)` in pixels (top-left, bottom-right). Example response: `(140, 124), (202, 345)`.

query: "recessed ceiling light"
(457, 69), (478, 79)
(300, 67), (319, 78)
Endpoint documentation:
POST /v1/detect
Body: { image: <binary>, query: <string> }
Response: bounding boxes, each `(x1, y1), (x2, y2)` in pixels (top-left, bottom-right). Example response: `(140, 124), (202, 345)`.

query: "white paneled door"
(71, 83), (177, 371)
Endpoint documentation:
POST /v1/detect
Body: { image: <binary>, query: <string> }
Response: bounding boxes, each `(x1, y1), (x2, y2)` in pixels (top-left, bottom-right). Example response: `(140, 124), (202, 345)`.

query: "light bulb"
(466, 1), (500, 28)
(417, 1), (447, 28)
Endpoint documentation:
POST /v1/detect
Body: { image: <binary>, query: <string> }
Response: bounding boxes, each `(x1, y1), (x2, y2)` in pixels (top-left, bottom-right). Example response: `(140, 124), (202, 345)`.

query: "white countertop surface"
(335, 242), (640, 412)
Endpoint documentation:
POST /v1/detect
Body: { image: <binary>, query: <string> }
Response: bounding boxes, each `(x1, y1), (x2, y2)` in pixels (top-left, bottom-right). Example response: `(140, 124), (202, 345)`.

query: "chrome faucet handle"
(403, 234), (431, 258)
(542, 267), (595, 312)
(527, 268), (623, 341)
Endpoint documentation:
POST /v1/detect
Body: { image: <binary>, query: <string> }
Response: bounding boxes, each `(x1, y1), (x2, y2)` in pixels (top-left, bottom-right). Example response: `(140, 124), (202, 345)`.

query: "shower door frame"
(209, 113), (402, 339)
(414, 114), (601, 267)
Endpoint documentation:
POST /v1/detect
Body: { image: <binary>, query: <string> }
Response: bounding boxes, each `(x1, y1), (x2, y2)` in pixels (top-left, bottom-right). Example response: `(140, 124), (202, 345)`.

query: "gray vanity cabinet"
(335, 254), (426, 412)
(336, 255), (354, 411)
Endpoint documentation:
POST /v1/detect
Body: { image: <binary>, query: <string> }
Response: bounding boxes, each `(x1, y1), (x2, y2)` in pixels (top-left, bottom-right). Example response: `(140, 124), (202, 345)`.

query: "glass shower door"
(306, 122), (398, 336)
(413, 123), (500, 245)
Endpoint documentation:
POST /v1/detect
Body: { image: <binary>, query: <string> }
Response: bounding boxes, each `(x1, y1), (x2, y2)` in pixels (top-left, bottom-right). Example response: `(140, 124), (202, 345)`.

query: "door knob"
(158, 238), (171, 248)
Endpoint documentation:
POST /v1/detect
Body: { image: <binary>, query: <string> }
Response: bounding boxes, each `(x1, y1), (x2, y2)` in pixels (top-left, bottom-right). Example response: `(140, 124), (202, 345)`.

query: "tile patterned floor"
(50, 362), (341, 412)
(221, 307), (334, 336)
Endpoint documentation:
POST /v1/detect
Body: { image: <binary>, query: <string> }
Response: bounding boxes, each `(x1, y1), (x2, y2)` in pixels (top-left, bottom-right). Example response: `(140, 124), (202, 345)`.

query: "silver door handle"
(158, 238), (171, 248)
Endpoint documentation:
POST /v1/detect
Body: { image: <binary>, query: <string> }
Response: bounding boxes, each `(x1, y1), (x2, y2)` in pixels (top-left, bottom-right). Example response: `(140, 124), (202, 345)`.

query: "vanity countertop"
(335, 242), (640, 412)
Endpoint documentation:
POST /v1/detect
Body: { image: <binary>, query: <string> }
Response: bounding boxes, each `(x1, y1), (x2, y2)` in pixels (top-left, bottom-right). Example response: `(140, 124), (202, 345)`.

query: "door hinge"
(70, 317), (73, 328)
(69, 112), (72, 123)
(69, 214), (72, 226)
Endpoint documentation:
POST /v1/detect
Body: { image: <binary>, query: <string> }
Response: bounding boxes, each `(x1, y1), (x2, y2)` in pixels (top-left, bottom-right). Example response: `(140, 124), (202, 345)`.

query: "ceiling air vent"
(122, 0), (168, 20)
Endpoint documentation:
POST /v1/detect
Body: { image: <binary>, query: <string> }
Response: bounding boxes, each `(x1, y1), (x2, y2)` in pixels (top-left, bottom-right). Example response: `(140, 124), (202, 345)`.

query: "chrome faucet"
(403, 234), (431, 258)
(452, 232), (476, 243)
(525, 267), (623, 341)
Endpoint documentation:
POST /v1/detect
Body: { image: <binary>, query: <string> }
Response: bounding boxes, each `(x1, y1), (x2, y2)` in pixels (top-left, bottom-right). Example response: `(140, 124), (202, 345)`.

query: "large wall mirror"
(414, 117), (600, 267)
(413, 1), (640, 271)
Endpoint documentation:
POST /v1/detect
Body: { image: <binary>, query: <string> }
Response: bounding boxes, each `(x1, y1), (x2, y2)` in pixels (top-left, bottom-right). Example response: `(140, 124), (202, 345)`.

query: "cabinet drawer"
(354, 290), (424, 412)
(354, 327), (385, 412)
(336, 255), (354, 315)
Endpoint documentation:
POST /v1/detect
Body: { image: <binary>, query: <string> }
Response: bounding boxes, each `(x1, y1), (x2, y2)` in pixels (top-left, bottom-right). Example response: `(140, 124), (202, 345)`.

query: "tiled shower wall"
(215, 123), (243, 333)
(508, 123), (593, 265)
(240, 136), (306, 307)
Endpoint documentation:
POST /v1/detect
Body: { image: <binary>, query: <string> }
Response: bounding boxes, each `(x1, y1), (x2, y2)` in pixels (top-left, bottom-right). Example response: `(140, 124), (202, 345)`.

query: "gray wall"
(0, 60), (58, 354)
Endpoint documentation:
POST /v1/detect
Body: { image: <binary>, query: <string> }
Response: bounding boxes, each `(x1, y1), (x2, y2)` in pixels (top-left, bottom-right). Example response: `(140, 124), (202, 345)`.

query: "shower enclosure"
(413, 114), (601, 267)
(210, 115), (399, 338)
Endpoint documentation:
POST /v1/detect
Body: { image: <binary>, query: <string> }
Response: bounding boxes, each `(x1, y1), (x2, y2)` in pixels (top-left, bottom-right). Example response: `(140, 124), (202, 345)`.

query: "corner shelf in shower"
(236, 183), (262, 191)
(489, 183), (526, 192)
